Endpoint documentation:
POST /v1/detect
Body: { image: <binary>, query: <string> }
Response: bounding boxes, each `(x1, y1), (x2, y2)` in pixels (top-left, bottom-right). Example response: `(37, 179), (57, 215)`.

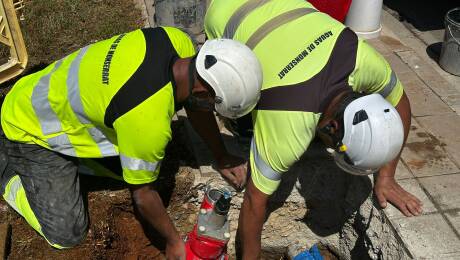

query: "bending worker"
(0, 26), (262, 259)
(204, 0), (422, 258)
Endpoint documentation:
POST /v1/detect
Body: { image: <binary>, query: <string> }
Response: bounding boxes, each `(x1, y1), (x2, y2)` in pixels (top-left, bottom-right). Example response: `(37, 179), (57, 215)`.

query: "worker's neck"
(321, 90), (351, 120)
(172, 57), (192, 103)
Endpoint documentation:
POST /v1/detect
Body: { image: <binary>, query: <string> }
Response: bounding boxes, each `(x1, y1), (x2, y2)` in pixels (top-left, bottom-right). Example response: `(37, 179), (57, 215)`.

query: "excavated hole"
(213, 140), (409, 260)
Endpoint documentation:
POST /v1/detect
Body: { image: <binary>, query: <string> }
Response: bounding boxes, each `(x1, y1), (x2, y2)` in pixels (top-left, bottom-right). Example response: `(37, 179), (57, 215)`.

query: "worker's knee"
(48, 231), (87, 249)
(44, 219), (89, 249)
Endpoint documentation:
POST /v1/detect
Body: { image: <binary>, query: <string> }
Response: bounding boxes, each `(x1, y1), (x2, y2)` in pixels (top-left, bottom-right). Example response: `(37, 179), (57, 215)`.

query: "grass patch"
(21, 0), (144, 67)
(0, 0), (144, 87)
(0, 0), (144, 90)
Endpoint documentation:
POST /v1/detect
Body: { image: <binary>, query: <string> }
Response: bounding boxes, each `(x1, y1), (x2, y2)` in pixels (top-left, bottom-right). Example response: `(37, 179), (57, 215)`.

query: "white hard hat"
(334, 94), (404, 175)
(196, 39), (263, 118)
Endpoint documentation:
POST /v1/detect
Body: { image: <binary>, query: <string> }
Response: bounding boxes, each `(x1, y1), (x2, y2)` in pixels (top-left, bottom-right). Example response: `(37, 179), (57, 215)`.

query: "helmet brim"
(333, 151), (378, 176)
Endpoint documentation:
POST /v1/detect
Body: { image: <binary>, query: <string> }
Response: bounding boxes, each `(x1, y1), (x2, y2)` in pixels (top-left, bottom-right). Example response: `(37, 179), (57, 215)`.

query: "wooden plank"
(0, 223), (11, 260)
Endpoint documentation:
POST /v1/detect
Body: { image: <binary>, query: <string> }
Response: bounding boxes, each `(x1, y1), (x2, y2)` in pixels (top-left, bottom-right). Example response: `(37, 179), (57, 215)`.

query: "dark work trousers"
(0, 126), (88, 248)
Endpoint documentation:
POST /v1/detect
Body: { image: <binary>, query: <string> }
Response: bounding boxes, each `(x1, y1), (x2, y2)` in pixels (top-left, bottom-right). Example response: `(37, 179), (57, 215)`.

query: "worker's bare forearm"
(185, 109), (227, 161)
(238, 179), (268, 259)
(130, 184), (181, 243)
(380, 91), (411, 178)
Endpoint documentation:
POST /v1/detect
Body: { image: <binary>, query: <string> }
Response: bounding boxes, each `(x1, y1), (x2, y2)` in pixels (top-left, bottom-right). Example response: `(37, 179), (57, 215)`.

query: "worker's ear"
(329, 120), (340, 134)
(318, 120), (339, 135)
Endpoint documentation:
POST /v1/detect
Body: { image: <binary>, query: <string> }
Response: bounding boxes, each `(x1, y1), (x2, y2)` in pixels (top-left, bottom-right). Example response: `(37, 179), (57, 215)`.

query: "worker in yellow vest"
(204, 0), (422, 258)
(0, 26), (262, 258)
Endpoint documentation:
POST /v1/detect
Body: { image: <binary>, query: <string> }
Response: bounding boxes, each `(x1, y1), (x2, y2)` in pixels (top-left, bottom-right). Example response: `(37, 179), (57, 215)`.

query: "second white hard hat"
(196, 39), (263, 118)
(336, 94), (404, 175)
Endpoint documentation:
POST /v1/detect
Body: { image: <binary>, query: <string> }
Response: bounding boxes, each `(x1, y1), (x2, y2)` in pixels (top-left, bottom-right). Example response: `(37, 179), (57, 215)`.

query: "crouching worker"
(0, 26), (262, 259)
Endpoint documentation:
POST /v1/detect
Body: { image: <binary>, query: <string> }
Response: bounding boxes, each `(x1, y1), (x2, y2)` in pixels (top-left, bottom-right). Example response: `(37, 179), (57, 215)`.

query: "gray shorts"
(0, 128), (88, 247)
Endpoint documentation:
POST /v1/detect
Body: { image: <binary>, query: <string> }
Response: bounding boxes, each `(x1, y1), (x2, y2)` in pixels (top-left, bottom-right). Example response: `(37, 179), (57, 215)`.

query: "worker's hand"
(165, 237), (186, 260)
(374, 175), (422, 217)
(216, 154), (248, 190)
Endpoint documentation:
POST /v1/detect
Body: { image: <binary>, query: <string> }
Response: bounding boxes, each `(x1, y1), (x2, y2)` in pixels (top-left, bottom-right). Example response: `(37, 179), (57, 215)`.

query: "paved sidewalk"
(369, 10), (460, 260)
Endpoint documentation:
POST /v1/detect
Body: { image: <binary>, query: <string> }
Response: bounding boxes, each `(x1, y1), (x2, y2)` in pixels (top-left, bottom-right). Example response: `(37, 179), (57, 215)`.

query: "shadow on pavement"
(427, 42), (443, 61)
(266, 139), (372, 237)
(384, 0), (458, 31)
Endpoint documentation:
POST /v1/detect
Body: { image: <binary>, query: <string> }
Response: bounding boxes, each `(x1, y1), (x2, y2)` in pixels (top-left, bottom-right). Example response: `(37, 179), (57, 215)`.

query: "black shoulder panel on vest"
(104, 27), (178, 128)
(256, 28), (358, 113)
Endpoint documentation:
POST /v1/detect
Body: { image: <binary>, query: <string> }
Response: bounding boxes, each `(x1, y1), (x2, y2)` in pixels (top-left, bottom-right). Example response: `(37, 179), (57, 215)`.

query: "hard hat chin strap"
(184, 56), (214, 111)
(318, 122), (347, 153)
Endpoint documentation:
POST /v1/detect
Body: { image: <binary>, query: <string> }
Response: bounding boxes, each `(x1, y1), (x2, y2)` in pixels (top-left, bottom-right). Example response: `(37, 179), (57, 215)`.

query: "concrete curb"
(142, 0), (155, 27)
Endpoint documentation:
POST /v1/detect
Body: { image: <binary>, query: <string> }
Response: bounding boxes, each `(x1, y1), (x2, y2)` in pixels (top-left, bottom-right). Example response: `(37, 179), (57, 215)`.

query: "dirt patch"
(4, 186), (168, 260)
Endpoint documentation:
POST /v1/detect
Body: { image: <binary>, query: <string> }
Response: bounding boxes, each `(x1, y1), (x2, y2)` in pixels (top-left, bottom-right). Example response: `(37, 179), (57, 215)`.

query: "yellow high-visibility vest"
(1, 27), (196, 184)
(205, 0), (403, 194)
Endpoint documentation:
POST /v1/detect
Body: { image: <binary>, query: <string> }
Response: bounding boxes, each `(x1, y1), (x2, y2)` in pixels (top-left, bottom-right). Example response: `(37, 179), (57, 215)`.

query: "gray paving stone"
(396, 69), (422, 86)
(443, 94), (460, 107)
(396, 50), (459, 98)
(398, 72), (453, 117)
(406, 119), (428, 144)
(445, 209), (460, 231)
(384, 52), (413, 75)
(395, 160), (414, 180)
(401, 146), (459, 177)
(443, 253), (460, 260)
(452, 104), (460, 116)
(378, 35), (412, 53)
(444, 74), (460, 93)
(144, 0), (155, 26)
(419, 174), (460, 211)
(445, 210), (460, 235)
(401, 120), (459, 177)
(367, 38), (392, 56)
(392, 214), (460, 259)
(384, 179), (437, 219)
(417, 114), (460, 165)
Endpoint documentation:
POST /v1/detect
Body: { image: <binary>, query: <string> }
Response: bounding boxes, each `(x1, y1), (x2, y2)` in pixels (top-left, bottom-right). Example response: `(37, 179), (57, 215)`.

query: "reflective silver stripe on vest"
(251, 138), (281, 181)
(67, 47), (91, 124)
(379, 70), (397, 98)
(120, 154), (160, 172)
(67, 47), (117, 156)
(32, 60), (64, 135)
(3, 176), (22, 213)
(48, 134), (76, 156)
(223, 0), (271, 39)
(32, 60), (77, 156)
(246, 8), (317, 49)
(87, 127), (117, 156)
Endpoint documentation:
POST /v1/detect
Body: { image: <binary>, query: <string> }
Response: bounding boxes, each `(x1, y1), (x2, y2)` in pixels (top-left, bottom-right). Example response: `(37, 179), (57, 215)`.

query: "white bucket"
(439, 7), (460, 76)
(345, 0), (383, 39)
